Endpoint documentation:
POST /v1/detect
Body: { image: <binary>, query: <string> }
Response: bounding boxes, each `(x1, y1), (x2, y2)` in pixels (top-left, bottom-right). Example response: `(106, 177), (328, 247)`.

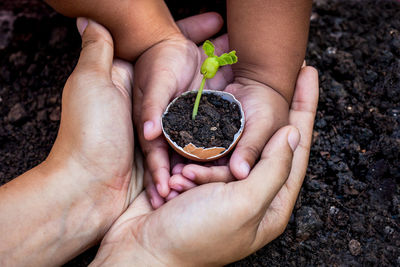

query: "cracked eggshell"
(161, 90), (245, 162)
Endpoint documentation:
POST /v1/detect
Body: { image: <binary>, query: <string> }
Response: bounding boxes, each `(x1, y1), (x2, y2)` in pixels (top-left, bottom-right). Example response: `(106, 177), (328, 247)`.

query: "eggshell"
(162, 90), (245, 162)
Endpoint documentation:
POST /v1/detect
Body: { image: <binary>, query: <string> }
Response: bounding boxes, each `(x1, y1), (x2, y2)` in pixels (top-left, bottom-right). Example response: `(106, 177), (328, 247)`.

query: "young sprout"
(192, 40), (238, 120)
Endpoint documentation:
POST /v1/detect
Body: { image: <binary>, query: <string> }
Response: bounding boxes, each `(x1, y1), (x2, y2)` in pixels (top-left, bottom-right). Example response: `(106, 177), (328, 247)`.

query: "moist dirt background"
(0, 0), (399, 266)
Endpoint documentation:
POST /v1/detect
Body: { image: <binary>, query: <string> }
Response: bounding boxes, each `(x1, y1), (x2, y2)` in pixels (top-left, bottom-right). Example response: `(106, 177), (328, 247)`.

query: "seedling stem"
(192, 40), (238, 120)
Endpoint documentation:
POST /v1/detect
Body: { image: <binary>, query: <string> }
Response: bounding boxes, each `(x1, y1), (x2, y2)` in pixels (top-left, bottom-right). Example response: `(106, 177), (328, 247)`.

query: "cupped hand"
(89, 66), (319, 266)
(133, 12), (236, 206)
(48, 18), (142, 224)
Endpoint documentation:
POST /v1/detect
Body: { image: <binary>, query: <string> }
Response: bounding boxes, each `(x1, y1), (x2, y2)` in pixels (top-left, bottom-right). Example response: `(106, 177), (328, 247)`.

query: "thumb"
(176, 12), (223, 44)
(74, 18), (114, 77)
(139, 66), (180, 140)
(236, 126), (300, 209)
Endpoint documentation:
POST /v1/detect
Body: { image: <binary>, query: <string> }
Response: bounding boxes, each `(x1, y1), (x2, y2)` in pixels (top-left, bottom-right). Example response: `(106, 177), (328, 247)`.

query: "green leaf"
(217, 51), (238, 66)
(228, 51), (238, 63)
(202, 40), (215, 57)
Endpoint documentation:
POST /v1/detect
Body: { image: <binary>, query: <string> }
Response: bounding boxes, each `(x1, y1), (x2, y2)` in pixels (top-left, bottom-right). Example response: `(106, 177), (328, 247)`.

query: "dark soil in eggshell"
(162, 91), (242, 149)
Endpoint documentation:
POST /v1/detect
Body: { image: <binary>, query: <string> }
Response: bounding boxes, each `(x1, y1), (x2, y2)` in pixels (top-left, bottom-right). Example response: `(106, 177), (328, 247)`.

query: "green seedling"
(192, 40), (238, 120)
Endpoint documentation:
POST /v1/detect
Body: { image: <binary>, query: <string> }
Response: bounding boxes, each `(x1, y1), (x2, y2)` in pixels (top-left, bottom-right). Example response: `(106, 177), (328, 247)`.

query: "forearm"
(45, 0), (182, 61)
(227, 0), (312, 103)
(0, 159), (116, 266)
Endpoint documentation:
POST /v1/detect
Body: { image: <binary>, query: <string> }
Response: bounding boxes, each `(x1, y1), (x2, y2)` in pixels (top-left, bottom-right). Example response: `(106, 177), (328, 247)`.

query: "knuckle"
(82, 34), (113, 52)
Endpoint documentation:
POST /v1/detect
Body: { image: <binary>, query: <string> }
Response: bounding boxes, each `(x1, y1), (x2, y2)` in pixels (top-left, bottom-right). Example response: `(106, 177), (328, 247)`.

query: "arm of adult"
(44, 0), (184, 61)
(89, 66), (318, 266)
(0, 19), (140, 266)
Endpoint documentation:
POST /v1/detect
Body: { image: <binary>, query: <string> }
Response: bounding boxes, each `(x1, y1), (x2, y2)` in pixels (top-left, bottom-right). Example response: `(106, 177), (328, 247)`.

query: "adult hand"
(133, 12), (235, 206)
(0, 19), (142, 266)
(50, 18), (143, 212)
(90, 66), (318, 266)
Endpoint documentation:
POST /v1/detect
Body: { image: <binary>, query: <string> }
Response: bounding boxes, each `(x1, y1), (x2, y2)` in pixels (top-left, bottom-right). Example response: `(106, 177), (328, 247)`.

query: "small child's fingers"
(142, 137), (171, 198)
(172, 163), (185, 175)
(165, 190), (180, 202)
(144, 169), (165, 209)
(182, 164), (235, 184)
(169, 174), (197, 192)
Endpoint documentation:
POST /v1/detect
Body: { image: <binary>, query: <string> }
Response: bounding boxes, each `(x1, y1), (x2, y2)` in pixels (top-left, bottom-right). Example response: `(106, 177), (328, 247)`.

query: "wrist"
(105, 0), (185, 60)
(234, 76), (292, 108)
(40, 153), (127, 239)
(232, 61), (303, 104)
(0, 158), (122, 266)
(90, 219), (168, 267)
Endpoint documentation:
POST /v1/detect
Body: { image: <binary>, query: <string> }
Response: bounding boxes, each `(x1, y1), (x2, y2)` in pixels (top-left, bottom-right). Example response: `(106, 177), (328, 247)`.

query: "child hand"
(133, 13), (233, 207)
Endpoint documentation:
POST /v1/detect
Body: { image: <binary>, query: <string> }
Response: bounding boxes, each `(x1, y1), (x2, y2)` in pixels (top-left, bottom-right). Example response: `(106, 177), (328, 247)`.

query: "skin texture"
(0, 14), (230, 267)
(228, 0), (312, 102)
(45, 0), (313, 208)
(133, 14), (227, 206)
(133, 1), (312, 207)
(44, 0), (182, 60)
(0, 19), (141, 266)
(0, 17), (318, 266)
(90, 64), (319, 266)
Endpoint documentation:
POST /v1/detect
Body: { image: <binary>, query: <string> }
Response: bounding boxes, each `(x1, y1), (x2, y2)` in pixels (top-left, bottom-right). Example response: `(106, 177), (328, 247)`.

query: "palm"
(95, 184), (258, 266)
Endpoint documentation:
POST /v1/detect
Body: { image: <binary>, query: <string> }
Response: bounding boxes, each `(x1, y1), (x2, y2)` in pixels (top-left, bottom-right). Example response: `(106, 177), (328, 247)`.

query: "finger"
(176, 12), (223, 44)
(142, 136), (171, 198)
(235, 126), (300, 209)
(254, 66), (319, 246)
(74, 18), (113, 77)
(140, 71), (178, 141)
(169, 174), (197, 192)
(172, 163), (185, 175)
(181, 164), (235, 184)
(144, 168), (165, 209)
(165, 190), (180, 201)
(277, 66), (319, 208)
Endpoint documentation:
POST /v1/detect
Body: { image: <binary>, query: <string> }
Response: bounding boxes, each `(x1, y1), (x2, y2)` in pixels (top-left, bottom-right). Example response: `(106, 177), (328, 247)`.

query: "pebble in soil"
(162, 92), (242, 149)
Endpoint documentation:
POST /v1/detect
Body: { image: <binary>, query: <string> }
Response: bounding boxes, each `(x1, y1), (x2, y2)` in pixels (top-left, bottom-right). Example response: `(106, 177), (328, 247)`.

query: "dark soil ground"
(162, 92), (242, 149)
(0, 0), (399, 266)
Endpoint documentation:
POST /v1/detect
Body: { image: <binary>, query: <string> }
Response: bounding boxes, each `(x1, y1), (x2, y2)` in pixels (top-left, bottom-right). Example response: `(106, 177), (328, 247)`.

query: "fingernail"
(77, 18), (88, 36)
(240, 162), (250, 178)
(184, 171), (196, 180)
(288, 128), (300, 152)
(143, 121), (154, 139)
